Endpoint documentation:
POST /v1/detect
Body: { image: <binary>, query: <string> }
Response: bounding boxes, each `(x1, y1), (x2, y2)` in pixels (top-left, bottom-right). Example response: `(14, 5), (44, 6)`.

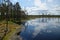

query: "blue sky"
(0, 0), (60, 15)
(10, 0), (60, 10)
(10, 0), (60, 15)
(0, 0), (60, 10)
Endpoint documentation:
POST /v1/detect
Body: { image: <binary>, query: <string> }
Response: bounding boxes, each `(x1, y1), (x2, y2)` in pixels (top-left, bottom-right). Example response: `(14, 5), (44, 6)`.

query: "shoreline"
(3, 24), (24, 40)
(9, 25), (23, 40)
(0, 21), (23, 40)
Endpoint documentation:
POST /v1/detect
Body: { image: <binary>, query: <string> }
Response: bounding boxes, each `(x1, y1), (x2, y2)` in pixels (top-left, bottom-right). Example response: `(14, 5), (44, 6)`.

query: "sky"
(10, 0), (60, 15)
(10, 0), (60, 10)
(0, 0), (60, 15)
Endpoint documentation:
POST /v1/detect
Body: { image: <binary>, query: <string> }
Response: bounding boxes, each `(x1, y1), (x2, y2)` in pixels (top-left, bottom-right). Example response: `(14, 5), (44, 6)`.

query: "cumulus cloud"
(26, 7), (39, 15)
(10, 0), (60, 15)
(34, 0), (48, 10)
(25, 0), (31, 1)
(53, 6), (60, 10)
(26, 0), (48, 14)
(47, 0), (53, 2)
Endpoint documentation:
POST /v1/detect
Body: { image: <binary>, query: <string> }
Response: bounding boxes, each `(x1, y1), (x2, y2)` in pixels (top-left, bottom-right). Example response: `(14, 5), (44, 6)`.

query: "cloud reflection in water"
(20, 18), (60, 40)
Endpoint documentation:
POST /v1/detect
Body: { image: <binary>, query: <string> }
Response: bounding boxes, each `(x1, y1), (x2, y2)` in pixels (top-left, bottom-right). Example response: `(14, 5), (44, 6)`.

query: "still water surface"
(20, 17), (60, 40)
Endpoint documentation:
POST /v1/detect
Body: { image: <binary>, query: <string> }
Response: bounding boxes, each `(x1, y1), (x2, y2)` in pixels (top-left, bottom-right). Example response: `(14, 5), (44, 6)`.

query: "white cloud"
(26, 7), (40, 15)
(25, 0), (31, 1)
(10, 0), (18, 4)
(25, 0), (48, 15)
(26, 0), (48, 14)
(53, 6), (60, 10)
(34, 0), (48, 10)
(25, 0), (60, 15)
(47, 0), (53, 2)
(49, 5), (60, 10)
(48, 5), (60, 15)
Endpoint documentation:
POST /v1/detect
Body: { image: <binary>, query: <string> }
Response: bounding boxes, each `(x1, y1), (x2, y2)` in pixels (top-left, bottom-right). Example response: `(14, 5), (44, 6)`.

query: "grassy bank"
(0, 20), (23, 40)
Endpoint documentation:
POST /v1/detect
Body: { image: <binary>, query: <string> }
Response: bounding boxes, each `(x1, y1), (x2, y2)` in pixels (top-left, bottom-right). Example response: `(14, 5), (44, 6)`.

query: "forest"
(0, 0), (27, 22)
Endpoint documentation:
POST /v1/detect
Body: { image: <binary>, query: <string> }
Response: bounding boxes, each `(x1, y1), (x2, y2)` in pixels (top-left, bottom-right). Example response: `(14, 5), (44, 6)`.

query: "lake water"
(20, 17), (60, 40)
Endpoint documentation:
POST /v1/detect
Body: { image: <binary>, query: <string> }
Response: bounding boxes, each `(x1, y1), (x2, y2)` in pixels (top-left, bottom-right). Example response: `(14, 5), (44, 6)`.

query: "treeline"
(0, 1), (27, 21)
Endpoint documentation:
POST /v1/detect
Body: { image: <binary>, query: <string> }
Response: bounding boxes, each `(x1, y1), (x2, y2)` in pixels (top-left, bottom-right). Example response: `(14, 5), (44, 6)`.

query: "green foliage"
(0, 1), (27, 22)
